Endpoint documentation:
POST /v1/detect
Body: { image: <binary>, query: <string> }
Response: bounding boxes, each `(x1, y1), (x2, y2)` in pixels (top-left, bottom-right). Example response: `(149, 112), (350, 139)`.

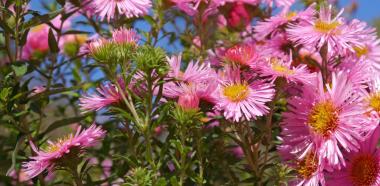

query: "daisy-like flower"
(287, 5), (371, 55)
(223, 44), (258, 67)
(351, 38), (380, 73)
(278, 144), (325, 186)
(79, 78), (126, 111)
(22, 124), (106, 179)
(166, 55), (214, 83)
(214, 67), (275, 122)
(326, 126), (380, 186)
(257, 55), (314, 84)
(93, 0), (152, 21)
(360, 76), (380, 127)
(261, 0), (294, 8)
(280, 72), (373, 169)
(112, 28), (140, 45)
(254, 4), (315, 40)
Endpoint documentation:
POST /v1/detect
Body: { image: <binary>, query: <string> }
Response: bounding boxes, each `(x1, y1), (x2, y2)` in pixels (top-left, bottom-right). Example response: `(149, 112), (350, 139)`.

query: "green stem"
(179, 128), (187, 186)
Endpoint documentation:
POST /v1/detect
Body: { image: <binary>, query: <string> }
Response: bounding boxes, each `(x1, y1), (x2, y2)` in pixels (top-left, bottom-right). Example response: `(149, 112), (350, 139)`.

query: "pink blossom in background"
(226, 2), (251, 28)
(22, 124), (106, 179)
(254, 3), (315, 40)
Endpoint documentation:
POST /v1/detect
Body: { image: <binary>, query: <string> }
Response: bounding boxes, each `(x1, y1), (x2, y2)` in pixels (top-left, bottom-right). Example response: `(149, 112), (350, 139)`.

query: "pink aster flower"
(79, 78), (126, 111)
(326, 126), (380, 186)
(254, 4), (315, 40)
(112, 28), (140, 45)
(257, 55), (314, 84)
(223, 44), (258, 67)
(261, 0), (294, 7)
(287, 5), (372, 55)
(93, 0), (152, 21)
(166, 55), (215, 83)
(214, 67), (275, 122)
(350, 38), (380, 73)
(22, 124), (106, 179)
(177, 89), (200, 110)
(278, 144), (325, 186)
(360, 76), (380, 124)
(280, 72), (374, 169)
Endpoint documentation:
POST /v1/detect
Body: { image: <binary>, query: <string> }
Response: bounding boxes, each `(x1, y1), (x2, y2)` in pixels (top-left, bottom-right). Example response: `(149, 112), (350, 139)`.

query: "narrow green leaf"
(48, 28), (59, 53)
(11, 64), (28, 77)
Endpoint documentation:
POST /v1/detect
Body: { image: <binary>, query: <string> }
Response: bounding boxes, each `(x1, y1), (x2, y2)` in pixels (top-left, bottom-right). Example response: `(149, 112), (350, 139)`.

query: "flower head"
(223, 44), (258, 66)
(326, 127), (380, 186)
(22, 124), (106, 179)
(280, 72), (375, 168)
(79, 78), (126, 112)
(214, 67), (275, 122)
(93, 0), (152, 21)
(287, 5), (373, 55)
(112, 28), (140, 45)
(257, 55), (314, 84)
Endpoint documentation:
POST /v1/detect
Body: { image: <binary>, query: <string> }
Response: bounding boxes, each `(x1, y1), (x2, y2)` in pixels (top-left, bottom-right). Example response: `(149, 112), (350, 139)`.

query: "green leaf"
(11, 63), (28, 77)
(48, 28), (59, 53)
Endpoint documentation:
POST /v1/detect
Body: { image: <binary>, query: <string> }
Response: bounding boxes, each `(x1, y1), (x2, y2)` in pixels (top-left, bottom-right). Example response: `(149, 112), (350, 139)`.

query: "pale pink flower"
(166, 55), (214, 83)
(112, 28), (140, 45)
(79, 78), (126, 111)
(287, 5), (373, 55)
(350, 38), (380, 73)
(254, 4), (315, 40)
(326, 126), (380, 186)
(22, 124), (106, 179)
(93, 0), (152, 21)
(280, 72), (375, 169)
(257, 55), (314, 84)
(261, 0), (294, 7)
(214, 67), (275, 122)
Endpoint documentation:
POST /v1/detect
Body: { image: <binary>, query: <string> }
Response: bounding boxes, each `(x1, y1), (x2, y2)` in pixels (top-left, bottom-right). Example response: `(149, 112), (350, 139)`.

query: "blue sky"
(340, 0), (380, 22)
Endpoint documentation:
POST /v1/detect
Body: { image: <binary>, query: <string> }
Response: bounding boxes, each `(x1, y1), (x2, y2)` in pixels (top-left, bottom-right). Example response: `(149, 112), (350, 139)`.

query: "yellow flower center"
(223, 83), (250, 102)
(307, 100), (339, 137)
(369, 93), (380, 113)
(270, 58), (294, 75)
(350, 154), (379, 186)
(286, 11), (297, 20)
(44, 135), (72, 153)
(314, 20), (341, 33)
(297, 153), (318, 179)
(353, 46), (369, 58)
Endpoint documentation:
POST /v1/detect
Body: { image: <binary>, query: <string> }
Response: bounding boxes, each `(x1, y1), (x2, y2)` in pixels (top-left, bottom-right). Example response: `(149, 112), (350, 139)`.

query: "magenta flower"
(280, 72), (375, 169)
(93, 0), (152, 21)
(214, 67), (275, 122)
(326, 127), (380, 186)
(223, 44), (258, 66)
(79, 78), (126, 111)
(22, 124), (106, 179)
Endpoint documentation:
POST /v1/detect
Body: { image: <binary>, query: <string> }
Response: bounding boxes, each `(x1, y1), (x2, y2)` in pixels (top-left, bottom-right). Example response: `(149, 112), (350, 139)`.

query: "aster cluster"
(3, 0), (380, 185)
